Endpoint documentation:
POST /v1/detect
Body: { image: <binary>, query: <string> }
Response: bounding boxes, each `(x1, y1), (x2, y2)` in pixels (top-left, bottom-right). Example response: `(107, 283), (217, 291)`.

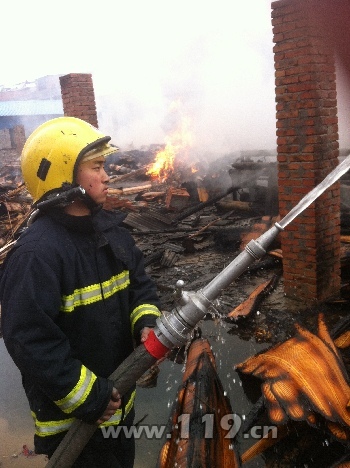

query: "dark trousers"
(48, 409), (135, 468)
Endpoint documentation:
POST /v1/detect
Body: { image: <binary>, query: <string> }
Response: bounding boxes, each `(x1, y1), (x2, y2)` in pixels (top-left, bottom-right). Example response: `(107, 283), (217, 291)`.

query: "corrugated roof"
(0, 99), (63, 116)
(123, 211), (174, 232)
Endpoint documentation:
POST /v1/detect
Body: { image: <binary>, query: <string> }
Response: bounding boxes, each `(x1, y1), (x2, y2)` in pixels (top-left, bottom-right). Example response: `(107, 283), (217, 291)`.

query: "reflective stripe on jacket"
(0, 208), (161, 454)
(32, 390), (136, 437)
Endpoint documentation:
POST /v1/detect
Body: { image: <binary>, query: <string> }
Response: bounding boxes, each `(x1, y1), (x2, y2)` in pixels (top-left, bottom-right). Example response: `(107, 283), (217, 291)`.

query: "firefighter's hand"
(140, 326), (153, 343)
(97, 387), (121, 424)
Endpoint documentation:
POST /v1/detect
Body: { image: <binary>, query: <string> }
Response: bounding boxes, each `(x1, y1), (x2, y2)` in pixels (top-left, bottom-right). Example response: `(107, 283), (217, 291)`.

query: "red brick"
(273, 0), (341, 304)
(60, 73), (99, 127)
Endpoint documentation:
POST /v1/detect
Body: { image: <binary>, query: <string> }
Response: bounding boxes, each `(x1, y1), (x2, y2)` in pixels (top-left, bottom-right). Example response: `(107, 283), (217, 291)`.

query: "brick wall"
(272, 0), (341, 302)
(59, 73), (99, 128)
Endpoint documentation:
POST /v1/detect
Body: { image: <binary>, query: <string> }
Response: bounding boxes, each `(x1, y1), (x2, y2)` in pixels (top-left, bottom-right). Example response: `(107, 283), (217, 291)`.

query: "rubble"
(1, 147), (350, 465)
(1, 147), (350, 319)
(226, 274), (281, 320)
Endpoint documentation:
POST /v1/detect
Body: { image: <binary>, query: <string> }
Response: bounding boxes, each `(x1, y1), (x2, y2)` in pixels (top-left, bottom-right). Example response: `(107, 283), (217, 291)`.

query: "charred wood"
(123, 210), (173, 232)
(182, 237), (215, 254)
(144, 251), (164, 267)
(215, 200), (254, 213)
(240, 395), (266, 434)
(213, 227), (245, 251)
(121, 184), (152, 195)
(109, 165), (150, 182)
(226, 274), (281, 320)
(161, 242), (185, 253)
(160, 250), (180, 268)
(187, 210), (237, 239)
(137, 191), (166, 201)
(240, 424), (290, 464)
(172, 186), (236, 223)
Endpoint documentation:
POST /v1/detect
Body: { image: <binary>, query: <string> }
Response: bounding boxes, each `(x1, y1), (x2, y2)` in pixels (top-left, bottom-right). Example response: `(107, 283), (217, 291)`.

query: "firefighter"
(0, 117), (162, 467)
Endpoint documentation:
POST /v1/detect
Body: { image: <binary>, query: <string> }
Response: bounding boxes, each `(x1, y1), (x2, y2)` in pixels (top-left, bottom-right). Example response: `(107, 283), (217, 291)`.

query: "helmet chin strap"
(28, 187), (100, 226)
(36, 186), (86, 211)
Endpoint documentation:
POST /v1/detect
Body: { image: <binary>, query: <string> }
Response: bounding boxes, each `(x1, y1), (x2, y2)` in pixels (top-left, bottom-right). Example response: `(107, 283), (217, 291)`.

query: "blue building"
(0, 75), (64, 139)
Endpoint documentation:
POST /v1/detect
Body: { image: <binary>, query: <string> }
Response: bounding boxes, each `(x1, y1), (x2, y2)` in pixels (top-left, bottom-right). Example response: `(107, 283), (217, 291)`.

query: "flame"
(147, 101), (193, 181)
(146, 143), (176, 181)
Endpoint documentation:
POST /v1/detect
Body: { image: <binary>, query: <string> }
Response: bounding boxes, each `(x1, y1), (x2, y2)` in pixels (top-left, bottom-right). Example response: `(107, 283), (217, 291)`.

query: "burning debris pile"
(1, 141), (350, 314)
(1, 139), (350, 466)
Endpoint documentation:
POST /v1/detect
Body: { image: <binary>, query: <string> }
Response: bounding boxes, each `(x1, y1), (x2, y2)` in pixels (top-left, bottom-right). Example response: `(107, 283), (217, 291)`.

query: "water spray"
(47, 155), (350, 467)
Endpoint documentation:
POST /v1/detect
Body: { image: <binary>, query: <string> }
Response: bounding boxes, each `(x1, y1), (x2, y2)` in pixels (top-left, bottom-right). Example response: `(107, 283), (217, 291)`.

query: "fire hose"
(46, 155), (350, 467)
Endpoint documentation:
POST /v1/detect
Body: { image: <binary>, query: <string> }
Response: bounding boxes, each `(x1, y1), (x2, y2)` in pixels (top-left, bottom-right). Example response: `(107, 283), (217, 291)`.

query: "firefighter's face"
(76, 156), (109, 205)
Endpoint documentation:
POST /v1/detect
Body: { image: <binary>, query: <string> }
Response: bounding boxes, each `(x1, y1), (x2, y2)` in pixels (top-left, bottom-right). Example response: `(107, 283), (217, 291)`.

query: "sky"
(2, 0), (349, 155)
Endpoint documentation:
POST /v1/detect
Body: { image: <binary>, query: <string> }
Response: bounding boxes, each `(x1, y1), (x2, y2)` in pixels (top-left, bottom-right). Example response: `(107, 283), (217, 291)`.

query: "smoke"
(3, 0), (349, 158)
(90, 1), (350, 159)
(94, 0), (277, 159)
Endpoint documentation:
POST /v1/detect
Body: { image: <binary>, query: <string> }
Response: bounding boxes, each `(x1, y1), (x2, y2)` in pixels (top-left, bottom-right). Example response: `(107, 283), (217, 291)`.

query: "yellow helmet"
(21, 117), (117, 204)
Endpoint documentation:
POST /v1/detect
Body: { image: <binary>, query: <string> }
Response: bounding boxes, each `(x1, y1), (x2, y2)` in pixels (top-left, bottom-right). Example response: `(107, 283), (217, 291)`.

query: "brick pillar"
(272, 0), (341, 303)
(59, 73), (99, 128)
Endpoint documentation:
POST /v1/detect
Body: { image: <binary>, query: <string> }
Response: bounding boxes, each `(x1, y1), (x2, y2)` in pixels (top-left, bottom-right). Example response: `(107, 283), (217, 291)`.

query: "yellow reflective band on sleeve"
(31, 411), (75, 437)
(31, 390), (136, 437)
(130, 304), (161, 334)
(99, 390), (136, 427)
(60, 271), (130, 313)
(54, 365), (97, 414)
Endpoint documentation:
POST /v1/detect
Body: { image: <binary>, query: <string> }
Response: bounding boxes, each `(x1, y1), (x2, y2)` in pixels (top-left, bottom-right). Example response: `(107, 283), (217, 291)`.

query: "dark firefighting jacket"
(0, 207), (161, 454)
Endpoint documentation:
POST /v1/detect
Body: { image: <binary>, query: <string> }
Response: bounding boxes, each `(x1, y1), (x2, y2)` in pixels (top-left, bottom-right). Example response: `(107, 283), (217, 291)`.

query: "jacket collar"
(46, 207), (127, 235)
